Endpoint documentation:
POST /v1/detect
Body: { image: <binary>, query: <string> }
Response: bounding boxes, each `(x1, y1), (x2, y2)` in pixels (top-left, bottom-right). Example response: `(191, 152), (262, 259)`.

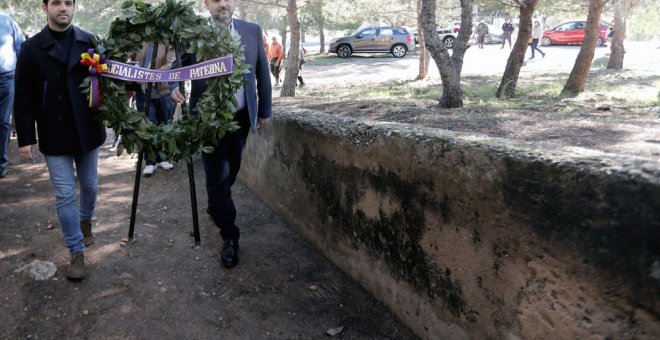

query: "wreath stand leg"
(173, 45), (201, 246)
(187, 161), (201, 245)
(128, 151), (144, 242)
(127, 42), (204, 245)
(128, 42), (157, 242)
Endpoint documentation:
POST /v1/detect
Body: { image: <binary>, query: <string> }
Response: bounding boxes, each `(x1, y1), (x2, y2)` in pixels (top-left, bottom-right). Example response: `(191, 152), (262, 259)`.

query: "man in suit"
(14, 0), (106, 280)
(171, 0), (272, 268)
(0, 11), (24, 178)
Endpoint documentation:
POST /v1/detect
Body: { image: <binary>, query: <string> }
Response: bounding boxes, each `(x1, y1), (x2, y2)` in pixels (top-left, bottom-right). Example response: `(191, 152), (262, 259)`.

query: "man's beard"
(50, 14), (72, 29)
(211, 9), (232, 23)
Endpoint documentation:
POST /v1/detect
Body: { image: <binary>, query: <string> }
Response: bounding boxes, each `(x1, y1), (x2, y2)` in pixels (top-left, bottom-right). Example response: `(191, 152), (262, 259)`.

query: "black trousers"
(202, 107), (250, 241)
(269, 58), (281, 82)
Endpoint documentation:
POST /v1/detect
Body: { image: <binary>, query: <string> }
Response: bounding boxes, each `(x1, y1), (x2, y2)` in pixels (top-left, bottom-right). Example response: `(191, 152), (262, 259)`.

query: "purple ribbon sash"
(104, 55), (234, 82)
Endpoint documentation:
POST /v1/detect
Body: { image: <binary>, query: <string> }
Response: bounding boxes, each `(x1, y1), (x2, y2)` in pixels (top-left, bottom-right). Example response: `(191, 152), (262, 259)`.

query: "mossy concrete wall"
(239, 109), (660, 339)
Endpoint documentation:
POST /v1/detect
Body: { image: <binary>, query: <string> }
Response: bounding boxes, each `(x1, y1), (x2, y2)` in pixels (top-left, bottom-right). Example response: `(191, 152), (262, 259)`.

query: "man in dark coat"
(14, 0), (106, 280)
(501, 18), (515, 49)
(172, 0), (272, 269)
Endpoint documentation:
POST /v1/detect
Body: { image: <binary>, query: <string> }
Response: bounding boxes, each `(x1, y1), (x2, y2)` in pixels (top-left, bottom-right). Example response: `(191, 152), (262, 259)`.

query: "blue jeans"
(0, 72), (14, 174)
(530, 39), (544, 58)
(137, 93), (174, 165)
(44, 148), (100, 253)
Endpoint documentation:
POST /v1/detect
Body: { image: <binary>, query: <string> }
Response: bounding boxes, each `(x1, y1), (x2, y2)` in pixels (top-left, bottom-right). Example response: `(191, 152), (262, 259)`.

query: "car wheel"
(443, 36), (455, 49)
(596, 37), (604, 47)
(541, 37), (552, 46)
(391, 44), (408, 58)
(336, 45), (351, 58)
(485, 35), (492, 44)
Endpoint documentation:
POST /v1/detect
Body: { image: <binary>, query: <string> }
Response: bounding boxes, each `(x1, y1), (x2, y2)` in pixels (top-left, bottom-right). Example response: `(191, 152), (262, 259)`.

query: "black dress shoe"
(221, 239), (239, 268)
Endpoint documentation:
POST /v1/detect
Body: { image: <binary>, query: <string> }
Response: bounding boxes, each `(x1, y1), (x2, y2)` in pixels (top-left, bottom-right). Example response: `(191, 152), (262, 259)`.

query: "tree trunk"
(607, 0), (626, 69)
(561, 0), (605, 97)
(496, 0), (538, 98)
(416, 0), (429, 80)
(449, 0), (473, 79)
(319, 29), (326, 53)
(279, 23), (288, 57)
(420, 0), (472, 108)
(281, 0), (300, 97)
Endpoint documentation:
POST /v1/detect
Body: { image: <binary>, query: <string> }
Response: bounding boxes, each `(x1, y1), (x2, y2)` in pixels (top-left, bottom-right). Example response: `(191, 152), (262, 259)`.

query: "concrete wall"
(239, 109), (660, 339)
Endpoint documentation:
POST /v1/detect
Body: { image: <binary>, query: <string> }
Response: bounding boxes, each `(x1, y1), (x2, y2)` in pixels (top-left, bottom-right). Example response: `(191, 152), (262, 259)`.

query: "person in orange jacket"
(269, 36), (284, 86)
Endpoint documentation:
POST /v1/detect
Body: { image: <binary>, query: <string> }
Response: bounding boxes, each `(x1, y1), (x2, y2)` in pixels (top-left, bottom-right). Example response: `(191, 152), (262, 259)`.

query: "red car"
(541, 20), (608, 47)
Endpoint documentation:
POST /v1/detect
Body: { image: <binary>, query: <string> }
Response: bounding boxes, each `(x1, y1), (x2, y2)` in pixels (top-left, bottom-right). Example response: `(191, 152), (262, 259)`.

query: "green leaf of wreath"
(86, 0), (250, 163)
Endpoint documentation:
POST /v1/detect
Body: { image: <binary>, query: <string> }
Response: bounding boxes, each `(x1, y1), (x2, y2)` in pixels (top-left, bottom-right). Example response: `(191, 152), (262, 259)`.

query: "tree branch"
(243, 0), (288, 9)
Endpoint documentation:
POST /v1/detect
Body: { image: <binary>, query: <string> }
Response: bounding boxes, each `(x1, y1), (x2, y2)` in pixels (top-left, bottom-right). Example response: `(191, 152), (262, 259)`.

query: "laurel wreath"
(82, 0), (248, 162)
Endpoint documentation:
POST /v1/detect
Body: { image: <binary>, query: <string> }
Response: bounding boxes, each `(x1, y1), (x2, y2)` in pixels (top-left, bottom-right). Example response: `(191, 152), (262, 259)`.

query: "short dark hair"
(43, 0), (76, 4)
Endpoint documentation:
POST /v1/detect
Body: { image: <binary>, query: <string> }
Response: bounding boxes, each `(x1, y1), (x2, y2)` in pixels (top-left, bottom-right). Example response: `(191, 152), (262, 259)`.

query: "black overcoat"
(14, 25), (106, 155)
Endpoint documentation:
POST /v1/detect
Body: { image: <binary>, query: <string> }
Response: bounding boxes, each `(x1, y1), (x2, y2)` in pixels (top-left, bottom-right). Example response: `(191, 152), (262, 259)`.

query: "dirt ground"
(0, 137), (415, 339)
(2, 45), (659, 339)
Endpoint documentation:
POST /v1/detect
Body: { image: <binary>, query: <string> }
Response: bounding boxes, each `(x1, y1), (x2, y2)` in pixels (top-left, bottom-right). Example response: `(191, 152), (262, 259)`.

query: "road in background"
(300, 41), (660, 88)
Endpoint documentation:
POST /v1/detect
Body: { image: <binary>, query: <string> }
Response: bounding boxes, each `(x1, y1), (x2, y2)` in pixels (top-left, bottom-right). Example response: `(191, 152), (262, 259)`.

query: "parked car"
(406, 22), (462, 49)
(409, 27), (456, 48)
(406, 27), (419, 44)
(328, 26), (415, 58)
(437, 26), (459, 49)
(541, 20), (609, 47)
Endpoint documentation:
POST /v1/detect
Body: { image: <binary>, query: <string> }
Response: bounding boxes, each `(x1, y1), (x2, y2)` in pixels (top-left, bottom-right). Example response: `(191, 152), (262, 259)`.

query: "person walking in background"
(133, 41), (176, 176)
(297, 45), (306, 87)
(501, 18), (514, 49)
(0, 11), (25, 178)
(171, 0), (272, 269)
(269, 36), (284, 86)
(529, 20), (546, 59)
(14, 0), (106, 280)
(476, 20), (488, 49)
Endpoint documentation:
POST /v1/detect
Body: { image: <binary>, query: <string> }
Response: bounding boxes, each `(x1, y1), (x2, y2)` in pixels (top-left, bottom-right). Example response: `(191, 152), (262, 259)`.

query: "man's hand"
(171, 87), (185, 104)
(19, 145), (35, 161)
(257, 117), (270, 129)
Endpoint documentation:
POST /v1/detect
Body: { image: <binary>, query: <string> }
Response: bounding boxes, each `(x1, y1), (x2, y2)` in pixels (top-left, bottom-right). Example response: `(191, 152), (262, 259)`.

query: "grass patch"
(303, 69), (658, 117)
(308, 83), (437, 104)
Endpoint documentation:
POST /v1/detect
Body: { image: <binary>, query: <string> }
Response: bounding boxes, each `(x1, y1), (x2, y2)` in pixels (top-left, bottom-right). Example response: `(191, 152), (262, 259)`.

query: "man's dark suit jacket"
(14, 25), (106, 155)
(185, 19), (272, 132)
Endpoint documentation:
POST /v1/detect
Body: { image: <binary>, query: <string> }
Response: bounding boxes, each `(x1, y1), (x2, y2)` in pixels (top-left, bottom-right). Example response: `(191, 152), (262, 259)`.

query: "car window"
(380, 29), (394, 37)
(575, 22), (585, 29)
(556, 23), (573, 31)
(358, 28), (377, 38)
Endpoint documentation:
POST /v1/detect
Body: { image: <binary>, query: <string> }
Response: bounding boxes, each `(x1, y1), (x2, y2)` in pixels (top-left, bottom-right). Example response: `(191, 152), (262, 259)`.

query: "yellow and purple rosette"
(80, 48), (108, 110)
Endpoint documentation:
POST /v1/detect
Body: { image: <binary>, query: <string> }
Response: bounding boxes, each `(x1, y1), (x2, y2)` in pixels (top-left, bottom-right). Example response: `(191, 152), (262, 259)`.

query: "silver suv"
(329, 26), (415, 58)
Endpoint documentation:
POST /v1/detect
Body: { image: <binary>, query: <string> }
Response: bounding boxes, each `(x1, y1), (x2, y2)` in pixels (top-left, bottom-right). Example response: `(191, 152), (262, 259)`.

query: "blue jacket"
(0, 12), (24, 75)
(180, 19), (272, 133)
(14, 25), (106, 155)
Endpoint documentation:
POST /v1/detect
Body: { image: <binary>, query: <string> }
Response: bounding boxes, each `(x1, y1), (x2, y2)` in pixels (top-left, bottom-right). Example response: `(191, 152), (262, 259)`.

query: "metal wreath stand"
(127, 42), (201, 246)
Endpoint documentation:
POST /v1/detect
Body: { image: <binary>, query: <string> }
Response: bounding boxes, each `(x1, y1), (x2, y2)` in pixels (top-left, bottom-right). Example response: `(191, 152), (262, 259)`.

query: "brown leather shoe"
(66, 252), (86, 280)
(80, 220), (95, 246)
